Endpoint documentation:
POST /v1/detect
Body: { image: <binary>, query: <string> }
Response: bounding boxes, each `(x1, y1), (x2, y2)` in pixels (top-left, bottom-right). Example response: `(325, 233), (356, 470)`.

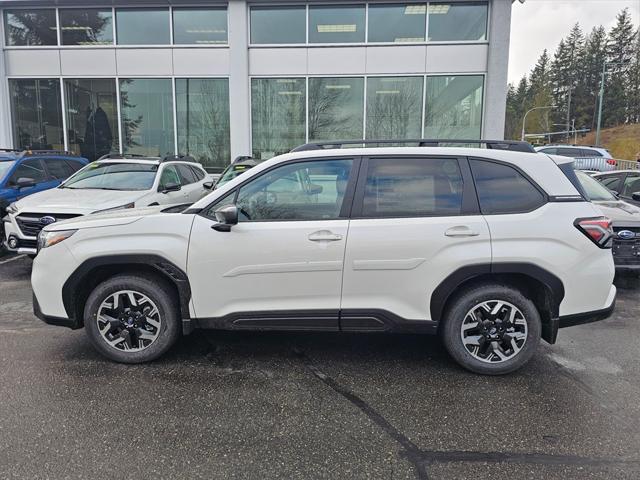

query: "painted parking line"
(0, 254), (26, 265)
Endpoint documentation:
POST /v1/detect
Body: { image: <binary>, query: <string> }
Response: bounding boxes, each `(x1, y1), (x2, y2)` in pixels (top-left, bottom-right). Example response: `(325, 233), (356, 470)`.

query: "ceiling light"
(376, 90), (400, 95)
(278, 91), (303, 95)
(277, 79), (298, 84)
(404, 5), (426, 15)
(394, 37), (424, 42)
(317, 24), (357, 33)
(325, 85), (351, 89)
(185, 29), (226, 34)
(428, 5), (450, 14)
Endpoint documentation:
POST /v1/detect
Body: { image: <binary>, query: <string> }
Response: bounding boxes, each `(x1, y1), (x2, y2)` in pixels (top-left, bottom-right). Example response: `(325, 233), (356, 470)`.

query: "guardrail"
(572, 157), (639, 172)
(614, 159), (639, 171)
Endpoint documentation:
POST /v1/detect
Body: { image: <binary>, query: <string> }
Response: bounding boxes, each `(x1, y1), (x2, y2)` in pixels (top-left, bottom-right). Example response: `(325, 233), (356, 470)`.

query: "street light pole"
(595, 61), (625, 146)
(521, 105), (556, 141)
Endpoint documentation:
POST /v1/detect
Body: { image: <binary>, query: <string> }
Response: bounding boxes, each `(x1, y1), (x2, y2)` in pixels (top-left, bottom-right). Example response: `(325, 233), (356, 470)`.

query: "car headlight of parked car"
(37, 229), (77, 251)
(91, 202), (135, 214)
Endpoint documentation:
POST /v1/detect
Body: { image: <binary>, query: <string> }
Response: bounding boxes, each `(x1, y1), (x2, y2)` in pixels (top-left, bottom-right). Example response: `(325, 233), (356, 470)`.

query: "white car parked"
(4, 155), (212, 255)
(32, 140), (616, 375)
(535, 145), (616, 172)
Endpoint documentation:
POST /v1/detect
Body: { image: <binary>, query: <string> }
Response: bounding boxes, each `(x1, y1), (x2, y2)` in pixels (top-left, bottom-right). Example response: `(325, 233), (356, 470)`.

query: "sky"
(508, 0), (640, 84)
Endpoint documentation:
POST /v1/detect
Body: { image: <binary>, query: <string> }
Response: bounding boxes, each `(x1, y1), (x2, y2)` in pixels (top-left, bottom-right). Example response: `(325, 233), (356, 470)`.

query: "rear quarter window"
(470, 159), (545, 215)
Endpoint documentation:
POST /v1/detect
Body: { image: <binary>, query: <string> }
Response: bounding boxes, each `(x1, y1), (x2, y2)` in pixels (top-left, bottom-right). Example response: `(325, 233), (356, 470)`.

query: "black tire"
(441, 284), (541, 375)
(84, 274), (180, 363)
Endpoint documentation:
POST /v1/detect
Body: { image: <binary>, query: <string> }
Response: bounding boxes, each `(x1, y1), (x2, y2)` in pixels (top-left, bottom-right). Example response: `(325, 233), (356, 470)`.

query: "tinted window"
(470, 160), (545, 214)
(116, 9), (170, 45)
(622, 174), (640, 197)
(368, 4), (426, 43)
(59, 9), (113, 45)
(173, 8), (227, 45)
(66, 160), (85, 173)
(555, 148), (582, 158)
(0, 161), (17, 183)
(428, 2), (488, 42)
(236, 159), (353, 221)
(46, 159), (74, 180)
(598, 175), (622, 193)
(176, 164), (197, 185)
(539, 148), (557, 155)
(250, 6), (306, 44)
(10, 160), (46, 185)
(159, 165), (181, 189)
(308, 5), (365, 44)
(4, 9), (57, 46)
(581, 149), (602, 157)
(189, 165), (206, 181)
(361, 158), (463, 217)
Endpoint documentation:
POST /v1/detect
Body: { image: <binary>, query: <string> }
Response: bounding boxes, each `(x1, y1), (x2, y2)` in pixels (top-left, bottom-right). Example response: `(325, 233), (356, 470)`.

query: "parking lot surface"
(1, 254), (640, 479)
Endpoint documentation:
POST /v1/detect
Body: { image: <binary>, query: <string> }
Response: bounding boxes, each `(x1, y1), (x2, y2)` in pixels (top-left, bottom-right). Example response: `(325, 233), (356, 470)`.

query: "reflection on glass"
(309, 5), (365, 43)
(176, 79), (230, 168)
(425, 75), (484, 139)
(427, 2), (488, 42)
(64, 79), (119, 161)
(9, 79), (64, 150)
(119, 79), (174, 157)
(173, 8), (228, 45)
(250, 6), (306, 44)
(309, 77), (364, 141)
(251, 78), (306, 160)
(367, 4), (426, 43)
(116, 9), (170, 45)
(366, 77), (423, 140)
(60, 9), (113, 45)
(3, 10), (57, 46)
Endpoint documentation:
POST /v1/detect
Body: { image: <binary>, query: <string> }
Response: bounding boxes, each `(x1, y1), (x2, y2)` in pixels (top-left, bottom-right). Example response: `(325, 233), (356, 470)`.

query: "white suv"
(4, 155), (211, 255)
(534, 145), (616, 171)
(31, 142), (617, 374)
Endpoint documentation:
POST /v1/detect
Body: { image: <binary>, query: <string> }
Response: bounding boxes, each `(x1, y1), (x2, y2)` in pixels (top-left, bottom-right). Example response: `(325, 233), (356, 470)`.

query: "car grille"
(612, 227), (640, 266)
(16, 213), (82, 238)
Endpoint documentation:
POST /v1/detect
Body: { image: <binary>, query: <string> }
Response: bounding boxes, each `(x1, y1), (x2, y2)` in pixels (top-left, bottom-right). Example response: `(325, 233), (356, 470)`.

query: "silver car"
(536, 145), (616, 172)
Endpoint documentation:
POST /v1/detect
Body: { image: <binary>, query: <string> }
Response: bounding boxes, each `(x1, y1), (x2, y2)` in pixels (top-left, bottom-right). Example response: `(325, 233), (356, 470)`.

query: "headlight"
(91, 202), (135, 214)
(6, 203), (17, 215)
(37, 229), (77, 251)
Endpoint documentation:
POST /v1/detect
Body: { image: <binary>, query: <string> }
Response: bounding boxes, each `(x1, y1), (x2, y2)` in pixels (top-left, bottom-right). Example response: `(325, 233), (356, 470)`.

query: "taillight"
(574, 217), (613, 248)
(606, 159), (617, 166)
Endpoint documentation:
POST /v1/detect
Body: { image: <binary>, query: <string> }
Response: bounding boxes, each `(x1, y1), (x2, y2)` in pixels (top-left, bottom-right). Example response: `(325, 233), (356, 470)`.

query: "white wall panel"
(365, 46), (426, 74)
(4, 50), (61, 76)
(60, 49), (117, 76)
(173, 48), (230, 76)
(308, 47), (365, 75)
(116, 49), (172, 76)
(425, 44), (488, 73)
(249, 48), (307, 76)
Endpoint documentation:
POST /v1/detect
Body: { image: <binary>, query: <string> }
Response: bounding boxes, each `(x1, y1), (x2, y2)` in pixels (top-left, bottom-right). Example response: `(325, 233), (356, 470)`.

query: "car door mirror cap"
(203, 181), (214, 190)
(308, 183), (323, 195)
(16, 177), (36, 189)
(160, 182), (181, 193)
(632, 192), (640, 202)
(212, 204), (239, 232)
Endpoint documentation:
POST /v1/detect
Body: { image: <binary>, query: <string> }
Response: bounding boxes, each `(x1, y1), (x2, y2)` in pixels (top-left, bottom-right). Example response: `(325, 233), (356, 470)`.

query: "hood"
(45, 205), (169, 231)
(14, 187), (145, 215)
(593, 200), (640, 227)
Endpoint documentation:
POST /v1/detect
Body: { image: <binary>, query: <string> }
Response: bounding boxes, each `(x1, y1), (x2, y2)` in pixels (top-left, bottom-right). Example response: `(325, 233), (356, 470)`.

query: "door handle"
(445, 226), (480, 237)
(308, 230), (343, 242)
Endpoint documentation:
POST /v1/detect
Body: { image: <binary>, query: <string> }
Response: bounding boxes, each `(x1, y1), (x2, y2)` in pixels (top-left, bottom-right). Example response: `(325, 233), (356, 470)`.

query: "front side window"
(250, 6), (306, 44)
(366, 77), (423, 140)
(622, 174), (640, 197)
(470, 159), (545, 214)
(173, 8), (227, 45)
(428, 2), (488, 42)
(361, 158), (463, 217)
(251, 78), (306, 160)
(308, 5), (365, 44)
(597, 175), (622, 193)
(159, 165), (181, 189)
(63, 162), (158, 191)
(4, 9), (57, 46)
(308, 77), (364, 142)
(59, 9), (113, 46)
(10, 159), (46, 185)
(368, 4), (426, 43)
(116, 9), (170, 45)
(235, 159), (353, 221)
(0, 161), (17, 184)
(425, 75), (484, 140)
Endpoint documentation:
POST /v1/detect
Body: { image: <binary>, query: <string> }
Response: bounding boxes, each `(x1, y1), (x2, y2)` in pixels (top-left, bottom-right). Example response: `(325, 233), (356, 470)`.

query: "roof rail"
(162, 154), (196, 163)
(97, 152), (157, 160)
(0, 148), (21, 153)
(290, 139), (535, 153)
(23, 149), (79, 156)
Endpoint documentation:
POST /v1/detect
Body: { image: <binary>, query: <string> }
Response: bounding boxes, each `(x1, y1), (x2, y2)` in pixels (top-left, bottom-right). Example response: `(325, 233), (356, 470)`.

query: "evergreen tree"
(579, 26), (608, 131)
(627, 30), (640, 123)
(526, 50), (554, 135)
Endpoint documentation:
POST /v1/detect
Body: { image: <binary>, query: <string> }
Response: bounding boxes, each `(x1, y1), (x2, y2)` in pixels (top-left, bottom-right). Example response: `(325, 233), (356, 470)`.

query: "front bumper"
(33, 292), (80, 329)
(3, 215), (37, 255)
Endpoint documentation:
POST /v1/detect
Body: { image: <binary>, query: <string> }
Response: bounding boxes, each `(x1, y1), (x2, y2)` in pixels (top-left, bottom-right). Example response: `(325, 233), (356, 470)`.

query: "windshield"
(215, 164), (254, 189)
(0, 161), (16, 182)
(575, 170), (617, 202)
(62, 162), (158, 191)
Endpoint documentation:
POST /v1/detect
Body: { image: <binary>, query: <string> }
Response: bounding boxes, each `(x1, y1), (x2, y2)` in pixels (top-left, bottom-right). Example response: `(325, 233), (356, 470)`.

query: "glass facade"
(309, 77), (364, 141)
(59, 9), (113, 46)
(173, 8), (227, 45)
(428, 2), (488, 42)
(64, 79), (119, 161)
(9, 79), (64, 150)
(116, 9), (170, 45)
(250, 6), (306, 44)
(251, 78), (306, 159)
(308, 5), (366, 44)
(176, 78), (230, 168)
(368, 4), (426, 43)
(3, 9), (57, 46)
(424, 75), (484, 139)
(119, 79), (174, 157)
(366, 77), (423, 140)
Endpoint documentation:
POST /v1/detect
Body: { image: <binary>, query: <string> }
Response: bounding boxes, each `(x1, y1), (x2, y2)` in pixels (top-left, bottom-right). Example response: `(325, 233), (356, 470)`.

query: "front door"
(187, 157), (356, 328)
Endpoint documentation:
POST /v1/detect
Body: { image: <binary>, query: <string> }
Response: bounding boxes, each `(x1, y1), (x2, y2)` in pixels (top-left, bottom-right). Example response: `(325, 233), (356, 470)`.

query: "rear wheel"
(84, 274), (180, 363)
(441, 284), (541, 375)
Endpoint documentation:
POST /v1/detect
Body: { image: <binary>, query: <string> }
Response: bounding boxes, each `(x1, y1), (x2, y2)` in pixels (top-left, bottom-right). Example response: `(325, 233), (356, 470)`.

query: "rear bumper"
(558, 290), (616, 329)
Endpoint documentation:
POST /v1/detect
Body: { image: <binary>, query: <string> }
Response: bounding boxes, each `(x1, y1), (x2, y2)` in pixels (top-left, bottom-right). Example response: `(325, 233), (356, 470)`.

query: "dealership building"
(0, 0), (514, 168)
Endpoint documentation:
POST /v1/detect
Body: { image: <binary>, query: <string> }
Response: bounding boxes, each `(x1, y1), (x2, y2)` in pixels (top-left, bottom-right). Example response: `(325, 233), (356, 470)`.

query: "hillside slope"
(577, 124), (640, 160)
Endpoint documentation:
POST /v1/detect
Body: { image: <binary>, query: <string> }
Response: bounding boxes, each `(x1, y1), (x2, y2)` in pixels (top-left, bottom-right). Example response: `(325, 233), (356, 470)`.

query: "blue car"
(0, 149), (88, 245)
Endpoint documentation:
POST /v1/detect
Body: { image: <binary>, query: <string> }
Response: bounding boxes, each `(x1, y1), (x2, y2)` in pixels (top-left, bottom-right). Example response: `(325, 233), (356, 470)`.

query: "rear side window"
(539, 148), (557, 155)
(46, 159), (74, 179)
(555, 148), (582, 158)
(598, 175), (622, 193)
(176, 164), (197, 185)
(189, 165), (206, 181)
(65, 160), (85, 173)
(361, 158), (463, 218)
(470, 159), (545, 214)
(581, 149), (602, 157)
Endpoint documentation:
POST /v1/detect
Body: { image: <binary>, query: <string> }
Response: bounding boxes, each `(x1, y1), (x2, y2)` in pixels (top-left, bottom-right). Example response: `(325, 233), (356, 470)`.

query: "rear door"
(175, 164), (203, 203)
(340, 156), (491, 324)
(157, 164), (187, 205)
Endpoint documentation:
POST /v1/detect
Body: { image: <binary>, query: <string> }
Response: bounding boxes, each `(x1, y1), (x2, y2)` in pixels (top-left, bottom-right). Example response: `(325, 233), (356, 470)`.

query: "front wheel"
(441, 284), (541, 375)
(84, 274), (180, 363)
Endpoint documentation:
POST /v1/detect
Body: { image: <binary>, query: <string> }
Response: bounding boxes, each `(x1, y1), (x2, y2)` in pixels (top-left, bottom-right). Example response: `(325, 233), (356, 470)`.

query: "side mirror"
(632, 192), (640, 202)
(16, 177), (36, 189)
(609, 189), (620, 199)
(307, 183), (323, 195)
(160, 182), (181, 194)
(203, 181), (213, 190)
(212, 204), (239, 232)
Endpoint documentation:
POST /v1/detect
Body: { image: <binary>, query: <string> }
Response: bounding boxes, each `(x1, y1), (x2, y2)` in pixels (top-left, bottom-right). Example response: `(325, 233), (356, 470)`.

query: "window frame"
(3, 8), (58, 47)
(350, 155), (479, 219)
(200, 156), (362, 222)
(468, 156), (548, 216)
(8, 158), (47, 186)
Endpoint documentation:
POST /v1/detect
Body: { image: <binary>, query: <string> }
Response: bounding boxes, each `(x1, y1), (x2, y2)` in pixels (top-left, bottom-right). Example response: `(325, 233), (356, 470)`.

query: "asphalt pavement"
(1, 253), (640, 479)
